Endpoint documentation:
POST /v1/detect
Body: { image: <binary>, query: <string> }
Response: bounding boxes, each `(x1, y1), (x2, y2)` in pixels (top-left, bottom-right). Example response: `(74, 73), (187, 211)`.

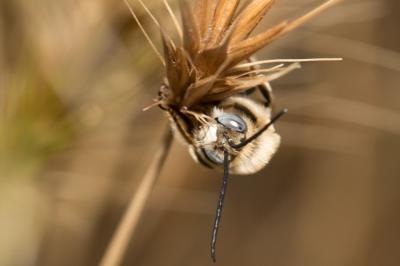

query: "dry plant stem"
(163, 0), (183, 38)
(137, 0), (161, 28)
(236, 58), (343, 68)
(99, 129), (173, 266)
(123, 0), (165, 66)
(282, 0), (345, 34)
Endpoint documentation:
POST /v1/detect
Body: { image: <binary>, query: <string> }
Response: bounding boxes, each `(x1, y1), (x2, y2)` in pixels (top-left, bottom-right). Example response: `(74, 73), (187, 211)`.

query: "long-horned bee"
(125, 0), (343, 262)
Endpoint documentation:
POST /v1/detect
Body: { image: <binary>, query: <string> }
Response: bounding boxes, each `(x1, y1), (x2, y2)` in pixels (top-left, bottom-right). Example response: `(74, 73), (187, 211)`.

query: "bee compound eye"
(203, 149), (224, 165)
(216, 114), (247, 133)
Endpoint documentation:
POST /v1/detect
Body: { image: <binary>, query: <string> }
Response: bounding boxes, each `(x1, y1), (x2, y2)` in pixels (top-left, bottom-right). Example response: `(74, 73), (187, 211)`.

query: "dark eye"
(203, 149), (224, 165)
(216, 114), (247, 133)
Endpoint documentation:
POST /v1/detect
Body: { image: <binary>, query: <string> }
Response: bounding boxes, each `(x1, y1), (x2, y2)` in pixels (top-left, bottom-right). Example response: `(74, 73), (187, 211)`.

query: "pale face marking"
(204, 125), (218, 144)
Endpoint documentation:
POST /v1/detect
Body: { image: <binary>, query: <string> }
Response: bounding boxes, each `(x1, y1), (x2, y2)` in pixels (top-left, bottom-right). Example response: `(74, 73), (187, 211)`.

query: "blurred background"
(1, 0), (399, 265)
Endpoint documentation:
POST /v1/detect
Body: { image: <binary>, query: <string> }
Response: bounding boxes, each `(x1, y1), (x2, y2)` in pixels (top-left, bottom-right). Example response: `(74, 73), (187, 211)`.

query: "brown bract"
(161, 0), (342, 109)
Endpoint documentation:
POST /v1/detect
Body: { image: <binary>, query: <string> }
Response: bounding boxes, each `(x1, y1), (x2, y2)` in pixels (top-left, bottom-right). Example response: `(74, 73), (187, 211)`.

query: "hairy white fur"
(224, 97), (281, 175)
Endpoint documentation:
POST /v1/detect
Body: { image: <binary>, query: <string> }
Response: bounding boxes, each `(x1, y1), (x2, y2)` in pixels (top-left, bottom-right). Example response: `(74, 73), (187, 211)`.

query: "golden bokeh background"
(1, 0), (399, 265)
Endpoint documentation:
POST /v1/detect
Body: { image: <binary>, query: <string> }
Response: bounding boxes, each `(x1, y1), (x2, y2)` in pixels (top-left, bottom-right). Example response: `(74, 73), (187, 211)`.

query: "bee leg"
(167, 107), (194, 145)
(247, 56), (273, 107)
(257, 82), (273, 107)
(241, 87), (256, 96)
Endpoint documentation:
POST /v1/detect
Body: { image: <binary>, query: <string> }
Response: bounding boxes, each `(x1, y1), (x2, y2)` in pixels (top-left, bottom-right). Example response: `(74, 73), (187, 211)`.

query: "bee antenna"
(230, 108), (288, 150)
(211, 149), (230, 263)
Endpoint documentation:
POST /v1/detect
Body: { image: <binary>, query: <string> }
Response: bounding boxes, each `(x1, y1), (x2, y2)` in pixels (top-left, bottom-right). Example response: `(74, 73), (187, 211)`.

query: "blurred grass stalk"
(0, 0), (90, 264)
(100, 130), (172, 266)
(0, 0), (164, 264)
(0, 71), (75, 266)
(0, 56), (76, 266)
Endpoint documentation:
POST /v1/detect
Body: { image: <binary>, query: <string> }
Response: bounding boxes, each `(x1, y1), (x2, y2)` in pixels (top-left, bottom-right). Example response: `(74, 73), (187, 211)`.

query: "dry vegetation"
(1, 0), (399, 265)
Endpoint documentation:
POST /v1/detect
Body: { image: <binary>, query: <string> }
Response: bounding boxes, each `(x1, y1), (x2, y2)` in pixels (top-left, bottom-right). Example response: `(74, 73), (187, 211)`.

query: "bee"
(125, 0), (343, 262)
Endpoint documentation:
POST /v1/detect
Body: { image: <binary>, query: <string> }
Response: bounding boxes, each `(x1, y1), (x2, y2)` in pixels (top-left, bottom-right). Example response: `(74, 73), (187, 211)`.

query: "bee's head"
(194, 112), (248, 165)
(192, 107), (287, 168)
